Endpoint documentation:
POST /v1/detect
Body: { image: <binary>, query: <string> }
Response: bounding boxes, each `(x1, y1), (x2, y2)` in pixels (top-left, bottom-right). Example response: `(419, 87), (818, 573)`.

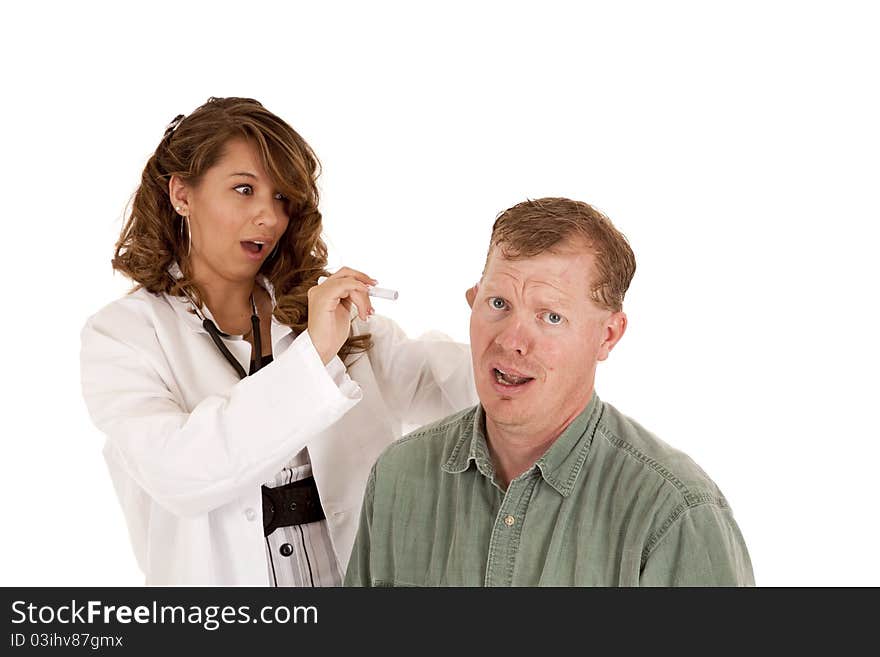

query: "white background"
(2, 1), (878, 586)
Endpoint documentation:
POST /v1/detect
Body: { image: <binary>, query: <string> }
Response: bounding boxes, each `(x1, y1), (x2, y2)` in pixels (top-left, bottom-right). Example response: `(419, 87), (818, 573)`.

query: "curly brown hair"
(113, 96), (369, 359)
(487, 197), (636, 312)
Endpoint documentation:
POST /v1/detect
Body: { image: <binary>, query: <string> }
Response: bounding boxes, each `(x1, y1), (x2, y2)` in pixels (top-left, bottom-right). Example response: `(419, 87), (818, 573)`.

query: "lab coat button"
(244, 508), (257, 521)
(280, 543), (293, 557)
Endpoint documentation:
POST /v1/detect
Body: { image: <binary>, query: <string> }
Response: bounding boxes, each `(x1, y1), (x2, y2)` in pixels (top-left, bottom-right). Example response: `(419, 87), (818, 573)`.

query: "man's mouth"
(492, 367), (535, 387)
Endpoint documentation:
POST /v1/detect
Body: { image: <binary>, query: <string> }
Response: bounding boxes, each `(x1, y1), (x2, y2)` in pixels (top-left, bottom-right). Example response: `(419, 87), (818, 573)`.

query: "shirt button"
(280, 543), (293, 557)
(244, 508), (257, 521)
(504, 515), (516, 527)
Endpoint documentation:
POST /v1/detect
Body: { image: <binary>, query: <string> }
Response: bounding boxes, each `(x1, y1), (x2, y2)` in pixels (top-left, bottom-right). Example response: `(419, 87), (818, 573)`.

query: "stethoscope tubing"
(172, 274), (264, 379)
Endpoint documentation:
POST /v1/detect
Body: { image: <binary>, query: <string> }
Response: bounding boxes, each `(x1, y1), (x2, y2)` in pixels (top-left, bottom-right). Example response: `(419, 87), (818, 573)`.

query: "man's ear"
(168, 175), (190, 213)
(597, 311), (627, 361)
(465, 281), (480, 309)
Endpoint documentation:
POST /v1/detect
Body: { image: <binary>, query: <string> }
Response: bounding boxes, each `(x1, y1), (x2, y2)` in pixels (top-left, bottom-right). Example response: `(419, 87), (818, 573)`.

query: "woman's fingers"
(307, 275), (374, 364)
(347, 287), (374, 321)
(327, 266), (377, 287)
(307, 266), (377, 363)
(314, 276), (374, 319)
(326, 269), (377, 320)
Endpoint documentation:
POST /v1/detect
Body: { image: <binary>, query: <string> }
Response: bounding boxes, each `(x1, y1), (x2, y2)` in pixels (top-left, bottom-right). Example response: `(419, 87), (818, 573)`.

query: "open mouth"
(241, 240), (267, 254)
(493, 367), (535, 387)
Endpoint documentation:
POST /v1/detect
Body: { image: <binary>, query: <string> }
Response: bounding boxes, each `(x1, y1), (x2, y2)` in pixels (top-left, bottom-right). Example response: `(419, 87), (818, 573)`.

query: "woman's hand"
(307, 267), (377, 364)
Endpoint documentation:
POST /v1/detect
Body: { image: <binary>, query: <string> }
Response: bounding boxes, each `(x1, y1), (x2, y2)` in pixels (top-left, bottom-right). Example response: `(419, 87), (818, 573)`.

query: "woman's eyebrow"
(228, 171), (258, 179)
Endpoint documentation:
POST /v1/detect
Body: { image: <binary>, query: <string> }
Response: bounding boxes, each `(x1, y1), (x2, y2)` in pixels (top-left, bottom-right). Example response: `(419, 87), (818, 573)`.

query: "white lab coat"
(80, 280), (475, 585)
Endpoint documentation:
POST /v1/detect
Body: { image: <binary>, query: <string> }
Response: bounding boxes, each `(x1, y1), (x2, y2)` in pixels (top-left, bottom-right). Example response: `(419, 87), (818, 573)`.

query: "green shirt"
(345, 393), (754, 586)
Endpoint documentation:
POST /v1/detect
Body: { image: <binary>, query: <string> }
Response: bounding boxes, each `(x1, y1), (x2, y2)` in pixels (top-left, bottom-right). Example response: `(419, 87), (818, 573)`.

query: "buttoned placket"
(483, 469), (541, 586)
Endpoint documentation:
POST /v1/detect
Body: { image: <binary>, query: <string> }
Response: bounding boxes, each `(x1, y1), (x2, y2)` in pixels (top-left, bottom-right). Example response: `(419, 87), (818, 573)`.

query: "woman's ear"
(168, 175), (190, 214)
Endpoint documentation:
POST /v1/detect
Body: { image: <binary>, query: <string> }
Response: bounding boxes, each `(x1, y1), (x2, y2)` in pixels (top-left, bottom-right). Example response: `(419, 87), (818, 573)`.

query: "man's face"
(469, 243), (626, 442)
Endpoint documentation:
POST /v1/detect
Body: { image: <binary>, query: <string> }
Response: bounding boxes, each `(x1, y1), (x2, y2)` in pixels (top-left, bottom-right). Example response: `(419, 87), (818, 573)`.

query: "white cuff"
(300, 330), (362, 401)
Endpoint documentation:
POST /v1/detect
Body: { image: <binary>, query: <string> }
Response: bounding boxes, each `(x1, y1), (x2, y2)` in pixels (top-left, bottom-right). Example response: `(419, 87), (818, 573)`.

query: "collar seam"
(539, 399), (604, 496)
(441, 407), (481, 474)
(596, 424), (724, 510)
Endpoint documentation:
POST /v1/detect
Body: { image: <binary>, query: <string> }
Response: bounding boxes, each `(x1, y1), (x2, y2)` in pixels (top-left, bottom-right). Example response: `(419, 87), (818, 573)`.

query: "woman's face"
(173, 137), (290, 283)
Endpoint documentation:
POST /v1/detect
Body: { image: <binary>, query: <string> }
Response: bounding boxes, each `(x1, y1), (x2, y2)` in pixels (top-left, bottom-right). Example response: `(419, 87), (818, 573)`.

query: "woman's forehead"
(214, 138), (267, 175)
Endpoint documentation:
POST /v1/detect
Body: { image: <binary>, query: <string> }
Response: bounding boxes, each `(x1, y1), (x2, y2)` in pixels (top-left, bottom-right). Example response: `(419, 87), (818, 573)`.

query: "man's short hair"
(487, 197), (636, 312)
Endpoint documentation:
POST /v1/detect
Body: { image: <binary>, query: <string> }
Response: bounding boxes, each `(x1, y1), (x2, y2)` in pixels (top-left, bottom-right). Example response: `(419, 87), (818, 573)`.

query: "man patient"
(345, 197), (754, 586)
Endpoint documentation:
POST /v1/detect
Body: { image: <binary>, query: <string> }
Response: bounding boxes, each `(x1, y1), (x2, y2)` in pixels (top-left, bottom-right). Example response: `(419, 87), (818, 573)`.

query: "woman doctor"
(80, 97), (476, 586)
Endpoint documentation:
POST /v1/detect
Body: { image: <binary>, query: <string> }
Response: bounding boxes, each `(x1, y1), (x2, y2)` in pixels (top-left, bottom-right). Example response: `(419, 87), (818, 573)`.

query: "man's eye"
(541, 311), (564, 325)
(233, 184), (253, 195)
(488, 297), (508, 310)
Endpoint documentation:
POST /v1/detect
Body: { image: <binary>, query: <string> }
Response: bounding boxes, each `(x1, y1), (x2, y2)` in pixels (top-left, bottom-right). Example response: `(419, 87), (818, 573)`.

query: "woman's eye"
(488, 297), (508, 311)
(233, 184), (253, 195)
(274, 192), (288, 201)
(541, 311), (564, 325)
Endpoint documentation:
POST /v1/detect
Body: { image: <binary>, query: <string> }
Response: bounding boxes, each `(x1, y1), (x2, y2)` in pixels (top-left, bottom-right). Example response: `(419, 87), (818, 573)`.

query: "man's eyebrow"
(533, 285), (572, 300)
(228, 172), (258, 179)
(488, 274), (573, 303)
(525, 278), (571, 296)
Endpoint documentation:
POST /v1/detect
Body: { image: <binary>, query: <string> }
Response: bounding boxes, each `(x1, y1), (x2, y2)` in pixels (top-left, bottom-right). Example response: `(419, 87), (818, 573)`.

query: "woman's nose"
(254, 200), (281, 228)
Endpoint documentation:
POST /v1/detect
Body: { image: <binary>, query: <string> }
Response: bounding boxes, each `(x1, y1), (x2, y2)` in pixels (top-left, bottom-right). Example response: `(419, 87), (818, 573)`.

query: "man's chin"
(482, 400), (535, 430)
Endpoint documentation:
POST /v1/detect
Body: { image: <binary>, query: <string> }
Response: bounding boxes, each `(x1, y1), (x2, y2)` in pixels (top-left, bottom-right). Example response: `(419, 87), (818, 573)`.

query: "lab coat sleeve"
(80, 308), (362, 518)
(361, 314), (477, 428)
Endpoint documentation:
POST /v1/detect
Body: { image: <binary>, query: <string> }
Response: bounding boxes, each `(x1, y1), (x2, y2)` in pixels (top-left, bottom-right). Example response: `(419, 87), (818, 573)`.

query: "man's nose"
(494, 317), (531, 356)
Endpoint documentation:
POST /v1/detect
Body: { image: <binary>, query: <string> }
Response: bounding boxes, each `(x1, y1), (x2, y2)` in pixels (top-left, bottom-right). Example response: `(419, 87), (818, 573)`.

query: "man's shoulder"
(376, 405), (478, 471)
(595, 400), (728, 508)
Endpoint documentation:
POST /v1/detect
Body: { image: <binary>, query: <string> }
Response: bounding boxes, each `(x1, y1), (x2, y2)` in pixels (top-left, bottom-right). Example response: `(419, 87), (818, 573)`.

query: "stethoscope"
(173, 278), (266, 379)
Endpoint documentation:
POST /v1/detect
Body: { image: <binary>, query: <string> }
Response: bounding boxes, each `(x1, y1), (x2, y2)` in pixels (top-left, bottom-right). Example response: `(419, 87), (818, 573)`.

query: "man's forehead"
(484, 246), (596, 289)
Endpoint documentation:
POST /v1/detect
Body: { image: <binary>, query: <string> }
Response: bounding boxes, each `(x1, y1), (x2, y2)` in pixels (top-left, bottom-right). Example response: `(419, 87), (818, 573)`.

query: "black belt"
(261, 476), (326, 537)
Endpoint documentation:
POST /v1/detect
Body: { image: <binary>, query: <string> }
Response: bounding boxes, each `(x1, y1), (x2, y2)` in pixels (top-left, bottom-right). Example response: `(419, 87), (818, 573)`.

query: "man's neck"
(484, 425), (557, 490)
(483, 391), (593, 490)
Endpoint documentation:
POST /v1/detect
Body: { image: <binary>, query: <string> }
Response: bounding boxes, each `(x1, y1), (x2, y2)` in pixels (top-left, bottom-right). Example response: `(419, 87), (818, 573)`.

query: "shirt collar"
(166, 261), (278, 305)
(442, 392), (604, 497)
